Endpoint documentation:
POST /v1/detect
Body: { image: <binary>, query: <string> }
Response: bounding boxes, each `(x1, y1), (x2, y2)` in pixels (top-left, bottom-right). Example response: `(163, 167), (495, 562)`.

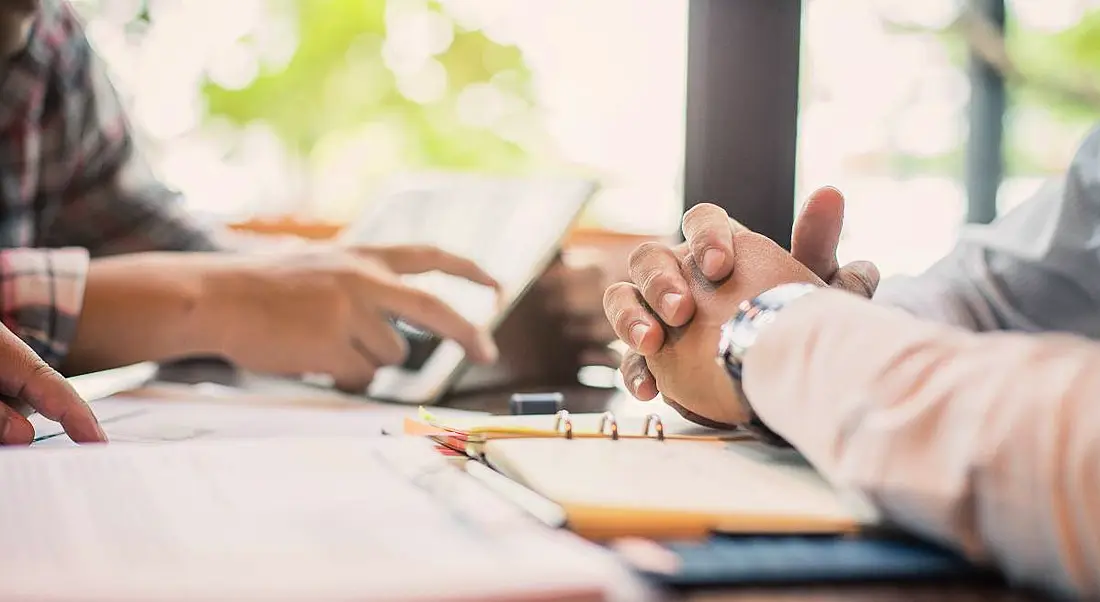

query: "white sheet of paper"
(0, 437), (638, 601)
(29, 398), (483, 447)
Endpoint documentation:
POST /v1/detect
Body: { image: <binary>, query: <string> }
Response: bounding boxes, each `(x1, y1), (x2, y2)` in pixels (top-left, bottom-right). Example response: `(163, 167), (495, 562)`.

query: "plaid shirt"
(0, 0), (217, 368)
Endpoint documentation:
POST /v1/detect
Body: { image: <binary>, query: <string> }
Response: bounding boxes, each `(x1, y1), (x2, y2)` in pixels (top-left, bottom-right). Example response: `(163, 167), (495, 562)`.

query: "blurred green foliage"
(200, 0), (538, 172)
(1009, 13), (1100, 125)
(1003, 12), (1100, 175)
(880, 8), (1100, 178)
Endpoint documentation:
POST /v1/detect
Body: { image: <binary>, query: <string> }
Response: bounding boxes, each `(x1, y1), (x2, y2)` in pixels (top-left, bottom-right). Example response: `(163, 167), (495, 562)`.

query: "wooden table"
(138, 360), (1041, 602)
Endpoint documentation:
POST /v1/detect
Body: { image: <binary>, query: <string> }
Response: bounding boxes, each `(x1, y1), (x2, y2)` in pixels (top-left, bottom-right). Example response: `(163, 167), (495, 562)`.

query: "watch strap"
(718, 282), (820, 447)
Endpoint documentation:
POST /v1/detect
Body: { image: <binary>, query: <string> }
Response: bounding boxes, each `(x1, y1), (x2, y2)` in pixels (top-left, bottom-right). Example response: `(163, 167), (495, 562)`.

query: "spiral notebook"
(405, 410), (880, 541)
(406, 408), (746, 450)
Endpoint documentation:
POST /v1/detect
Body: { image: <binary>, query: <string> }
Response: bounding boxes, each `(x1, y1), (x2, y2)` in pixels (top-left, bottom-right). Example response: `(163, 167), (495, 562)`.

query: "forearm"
(64, 253), (225, 374)
(744, 290), (1100, 597)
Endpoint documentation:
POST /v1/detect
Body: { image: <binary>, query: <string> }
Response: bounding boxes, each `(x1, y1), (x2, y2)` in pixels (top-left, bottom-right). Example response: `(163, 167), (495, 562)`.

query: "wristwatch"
(716, 282), (820, 446)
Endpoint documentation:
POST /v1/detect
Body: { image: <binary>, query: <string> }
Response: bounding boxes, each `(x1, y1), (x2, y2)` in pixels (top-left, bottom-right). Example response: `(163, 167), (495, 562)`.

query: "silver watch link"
(716, 282), (819, 446)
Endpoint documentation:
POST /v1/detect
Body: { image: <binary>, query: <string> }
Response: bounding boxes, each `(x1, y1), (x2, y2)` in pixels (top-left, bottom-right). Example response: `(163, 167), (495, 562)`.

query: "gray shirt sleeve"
(874, 126), (1100, 336)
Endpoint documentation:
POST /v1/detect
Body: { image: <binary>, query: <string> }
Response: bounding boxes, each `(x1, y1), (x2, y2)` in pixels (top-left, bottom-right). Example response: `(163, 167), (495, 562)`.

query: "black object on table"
(508, 392), (565, 415)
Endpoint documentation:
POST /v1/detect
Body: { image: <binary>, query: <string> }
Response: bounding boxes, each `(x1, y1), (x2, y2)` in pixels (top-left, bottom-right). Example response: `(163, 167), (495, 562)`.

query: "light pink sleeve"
(742, 289), (1100, 598)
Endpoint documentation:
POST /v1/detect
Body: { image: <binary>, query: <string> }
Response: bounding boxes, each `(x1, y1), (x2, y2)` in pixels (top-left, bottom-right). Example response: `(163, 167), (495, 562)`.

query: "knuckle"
(24, 360), (62, 395)
(636, 269), (677, 297)
(732, 230), (774, 253)
(602, 284), (643, 328)
(628, 244), (677, 284)
(687, 234), (720, 260)
(612, 309), (641, 338)
(682, 203), (727, 236)
(688, 223), (725, 248)
(611, 312), (642, 341)
(682, 202), (719, 227)
(854, 273), (878, 297)
(627, 241), (666, 269)
(835, 269), (874, 297)
(602, 282), (631, 313)
(29, 359), (57, 381)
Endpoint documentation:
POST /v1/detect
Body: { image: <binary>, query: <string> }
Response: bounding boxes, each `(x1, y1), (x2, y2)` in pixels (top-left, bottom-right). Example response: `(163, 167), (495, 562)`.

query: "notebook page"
(487, 438), (879, 536)
(0, 437), (630, 602)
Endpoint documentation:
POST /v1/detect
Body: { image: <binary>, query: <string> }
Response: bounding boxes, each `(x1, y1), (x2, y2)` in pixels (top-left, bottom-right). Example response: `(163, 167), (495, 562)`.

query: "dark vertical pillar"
(683, 0), (802, 248)
(966, 0), (1007, 224)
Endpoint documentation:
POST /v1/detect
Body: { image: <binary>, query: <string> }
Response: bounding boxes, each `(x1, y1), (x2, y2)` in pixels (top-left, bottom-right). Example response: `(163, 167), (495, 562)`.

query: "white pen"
(465, 460), (568, 529)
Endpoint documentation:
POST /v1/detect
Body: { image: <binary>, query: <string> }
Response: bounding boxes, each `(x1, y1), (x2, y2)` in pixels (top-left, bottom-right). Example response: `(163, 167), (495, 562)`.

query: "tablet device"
(341, 173), (597, 404)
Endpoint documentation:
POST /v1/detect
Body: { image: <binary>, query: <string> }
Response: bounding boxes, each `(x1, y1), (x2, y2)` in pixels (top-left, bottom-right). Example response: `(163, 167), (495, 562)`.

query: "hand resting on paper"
(0, 324), (104, 445)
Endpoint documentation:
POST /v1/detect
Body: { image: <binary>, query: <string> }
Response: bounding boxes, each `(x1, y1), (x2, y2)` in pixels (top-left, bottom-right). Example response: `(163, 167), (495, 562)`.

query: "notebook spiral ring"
(643, 414), (665, 441)
(553, 410), (574, 439)
(598, 412), (619, 440)
(551, 410), (667, 440)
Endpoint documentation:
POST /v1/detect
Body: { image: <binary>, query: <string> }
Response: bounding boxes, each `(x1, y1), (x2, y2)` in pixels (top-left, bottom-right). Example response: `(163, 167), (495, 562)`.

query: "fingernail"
(660, 292), (682, 318)
(702, 249), (724, 277)
(631, 374), (648, 393)
(0, 417), (10, 443)
(629, 322), (650, 349)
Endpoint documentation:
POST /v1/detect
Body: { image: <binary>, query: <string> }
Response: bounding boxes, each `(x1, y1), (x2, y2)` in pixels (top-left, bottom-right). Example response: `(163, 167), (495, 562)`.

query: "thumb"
(791, 186), (845, 280)
(829, 260), (880, 298)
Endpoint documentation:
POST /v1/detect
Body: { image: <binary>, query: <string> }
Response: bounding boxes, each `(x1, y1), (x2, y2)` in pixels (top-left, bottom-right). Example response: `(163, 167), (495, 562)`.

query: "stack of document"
(28, 397), (482, 446)
(0, 437), (644, 601)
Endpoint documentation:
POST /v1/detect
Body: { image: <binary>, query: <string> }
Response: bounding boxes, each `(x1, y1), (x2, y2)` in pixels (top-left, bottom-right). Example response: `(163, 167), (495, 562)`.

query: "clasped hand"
(602, 187), (880, 427)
